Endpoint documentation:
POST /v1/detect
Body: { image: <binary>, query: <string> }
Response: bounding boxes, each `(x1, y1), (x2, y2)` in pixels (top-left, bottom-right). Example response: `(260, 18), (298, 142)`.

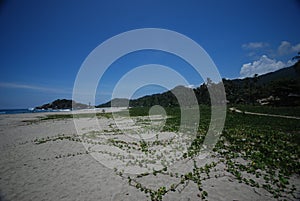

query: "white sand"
(0, 110), (299, 201)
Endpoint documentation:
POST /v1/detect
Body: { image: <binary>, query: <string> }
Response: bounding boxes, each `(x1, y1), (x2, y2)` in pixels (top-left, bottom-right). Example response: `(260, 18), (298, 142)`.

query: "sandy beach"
(0, 109), (299, 201)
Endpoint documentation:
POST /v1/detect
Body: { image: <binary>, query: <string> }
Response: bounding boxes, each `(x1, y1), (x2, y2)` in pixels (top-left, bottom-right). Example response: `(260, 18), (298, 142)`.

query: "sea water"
(0, 108), (71, 115)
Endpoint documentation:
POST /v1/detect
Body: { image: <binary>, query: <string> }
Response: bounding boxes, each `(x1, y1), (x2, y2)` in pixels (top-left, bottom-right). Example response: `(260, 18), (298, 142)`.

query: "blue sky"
(0, 0), (300, 108)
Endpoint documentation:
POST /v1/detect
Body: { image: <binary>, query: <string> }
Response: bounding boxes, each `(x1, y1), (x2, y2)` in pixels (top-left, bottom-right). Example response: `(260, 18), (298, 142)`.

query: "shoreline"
(0, 107), (128, 116)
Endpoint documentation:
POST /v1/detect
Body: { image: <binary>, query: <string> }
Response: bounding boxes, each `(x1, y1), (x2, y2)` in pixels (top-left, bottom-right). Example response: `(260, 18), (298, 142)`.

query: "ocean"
(0, 108), (71, 115)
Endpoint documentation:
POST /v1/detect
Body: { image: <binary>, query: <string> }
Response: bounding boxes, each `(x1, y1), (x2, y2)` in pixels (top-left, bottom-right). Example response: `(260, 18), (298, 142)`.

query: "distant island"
(36, 61), (300, 110)
(35, 99), (90, 110)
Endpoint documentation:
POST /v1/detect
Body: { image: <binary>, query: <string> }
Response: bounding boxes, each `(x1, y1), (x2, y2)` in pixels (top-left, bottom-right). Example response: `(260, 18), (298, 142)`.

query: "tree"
(251, 74), (259, 105)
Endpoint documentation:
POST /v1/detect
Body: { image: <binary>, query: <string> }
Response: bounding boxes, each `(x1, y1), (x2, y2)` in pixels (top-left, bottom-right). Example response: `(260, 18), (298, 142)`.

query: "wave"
(0, 108), (73, 115)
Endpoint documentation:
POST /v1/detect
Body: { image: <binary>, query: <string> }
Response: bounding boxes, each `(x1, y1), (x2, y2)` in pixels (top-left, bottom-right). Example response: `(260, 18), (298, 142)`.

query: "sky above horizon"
(1, 0), (300, 109)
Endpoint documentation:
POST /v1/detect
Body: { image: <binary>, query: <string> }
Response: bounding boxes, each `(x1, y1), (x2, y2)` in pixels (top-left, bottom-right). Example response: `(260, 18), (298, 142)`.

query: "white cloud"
(278, 41), (300, 55)
(242, 42), (269, 50)
(186, 84), (195, 88)
(0, 82), (70, 94)
(242, 41), (300, 59)
(240, 55), (295, 77)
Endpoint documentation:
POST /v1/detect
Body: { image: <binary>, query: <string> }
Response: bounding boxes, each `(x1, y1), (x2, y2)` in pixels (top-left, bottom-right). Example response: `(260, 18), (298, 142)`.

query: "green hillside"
(97, 61), (300, 108)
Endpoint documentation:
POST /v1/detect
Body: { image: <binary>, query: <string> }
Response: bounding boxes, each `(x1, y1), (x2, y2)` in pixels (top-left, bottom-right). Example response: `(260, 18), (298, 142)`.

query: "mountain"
(97, 85), (198, 108)
(35, 99), (89, 110)
(223, 61), (300, 105)
(229, 62), (300, 86)
(97, 61), (300, 107)
(99, 98), (129, 108)
(258, 63), (300, 84)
